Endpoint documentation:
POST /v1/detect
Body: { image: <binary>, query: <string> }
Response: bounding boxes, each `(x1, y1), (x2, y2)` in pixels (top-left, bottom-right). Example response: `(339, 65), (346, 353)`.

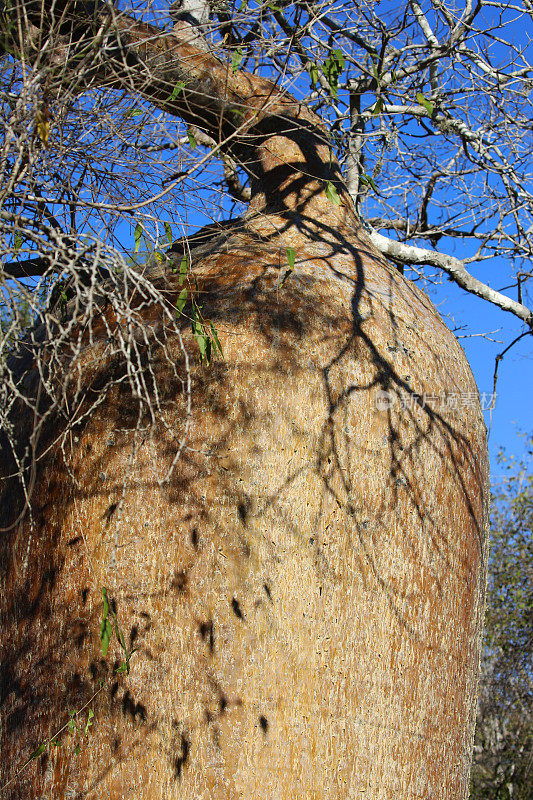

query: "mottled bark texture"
(0, 5), (488, 799)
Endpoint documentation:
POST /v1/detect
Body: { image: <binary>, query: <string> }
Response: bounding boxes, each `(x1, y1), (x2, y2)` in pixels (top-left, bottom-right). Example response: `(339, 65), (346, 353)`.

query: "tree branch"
(10, 4), (356, 221)
(365, 225), (533, 328)
(1, 256), (51, 279)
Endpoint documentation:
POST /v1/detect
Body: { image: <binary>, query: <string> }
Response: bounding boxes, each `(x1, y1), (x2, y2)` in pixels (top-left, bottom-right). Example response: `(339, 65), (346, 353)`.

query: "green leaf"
(176, 288), (188, 314)
(371, 97), (384, 116)
(74, 743), (80, 756)
(332, 49), (345, 71)
(322, 49), (345, 99)
(209, 320), (223, 357)
(192, 303), (210, 363)
(308, 63), (319, 87)
(164, 221), (173, 245)
(113, 617), (127, 654)
(127, 108), (143, 118)
(187, 128), (197, 150)
(30, 743), (46, 760)
(416, 92), (435, 116)
(100, 618), (112, 657)
(84, 709), (94, 736)
(115, 663), (128, 674)
(325, 181), (341, 205)
(196, 332), (209, 362)
(359, 173), (377, 192)
(280, 269), (292, 288)
(231, 48), (244, 74)
(169, 81), (185, 101)
(134, 223), (143, 253)
(286, 247), (296, 269)
(13, 232), (22, 253)
(100, 588), (113, 657)
(179, 254), (188, 285)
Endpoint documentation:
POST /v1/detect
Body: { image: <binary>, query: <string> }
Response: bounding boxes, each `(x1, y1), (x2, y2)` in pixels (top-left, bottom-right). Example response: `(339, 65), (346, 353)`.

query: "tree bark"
(0, 5), (489, 799)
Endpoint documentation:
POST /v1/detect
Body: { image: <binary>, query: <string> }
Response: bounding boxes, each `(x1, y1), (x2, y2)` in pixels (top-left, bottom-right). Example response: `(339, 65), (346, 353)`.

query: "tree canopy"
(1, 1), (533, 312)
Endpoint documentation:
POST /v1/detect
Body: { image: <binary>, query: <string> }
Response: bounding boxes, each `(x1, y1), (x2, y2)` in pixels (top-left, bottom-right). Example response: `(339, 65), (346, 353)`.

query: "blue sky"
(429, 256), (532, 482)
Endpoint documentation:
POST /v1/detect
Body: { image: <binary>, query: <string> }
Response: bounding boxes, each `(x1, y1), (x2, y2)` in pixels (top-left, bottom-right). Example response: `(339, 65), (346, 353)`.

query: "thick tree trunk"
(0, 6), (488, 799)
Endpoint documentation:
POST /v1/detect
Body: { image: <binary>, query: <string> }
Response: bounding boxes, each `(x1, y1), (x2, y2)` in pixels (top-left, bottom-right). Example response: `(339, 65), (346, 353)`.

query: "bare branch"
(366, 226), (533, 328)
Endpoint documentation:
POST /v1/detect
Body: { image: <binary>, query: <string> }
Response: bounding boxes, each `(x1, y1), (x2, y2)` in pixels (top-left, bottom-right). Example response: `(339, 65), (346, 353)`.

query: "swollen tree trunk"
(0, 6), (488, 799)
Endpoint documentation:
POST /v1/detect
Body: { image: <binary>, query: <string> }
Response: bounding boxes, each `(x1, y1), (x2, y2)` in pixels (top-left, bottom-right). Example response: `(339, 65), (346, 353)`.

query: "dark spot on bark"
(263, 583), (272, 602)
(67, 536), (82, 547)
(172, 569), (188, 593)
(173, 733), (190, 780)
(122, 690), (146, 723)
(103, 502), (118, 523)
(231, 598), (244, 620)
(190, 527), (199, 549)
(219, 694), (228, 715)
(205, 709), (213, 723)
(241, 540), (251, 557)
(129, 625), (138, 648)
(199, 620), (214, 653)
(237, 502), (248, 525)
(69, 672), (84, 693)
(81, 587), (89, 604)
(112, 736), (120, 754)
(259, 715), (268, 734)
(110, 681), (119, 700)
(72, 619), (88, 648)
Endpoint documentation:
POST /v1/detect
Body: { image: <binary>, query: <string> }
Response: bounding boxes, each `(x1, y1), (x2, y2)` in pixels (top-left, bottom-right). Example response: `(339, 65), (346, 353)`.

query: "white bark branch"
(365, 226), (533, 328)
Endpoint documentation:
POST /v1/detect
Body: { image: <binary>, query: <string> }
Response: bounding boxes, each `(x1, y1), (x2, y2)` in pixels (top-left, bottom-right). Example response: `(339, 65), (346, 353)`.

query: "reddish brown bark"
(0, 7), (488, 799)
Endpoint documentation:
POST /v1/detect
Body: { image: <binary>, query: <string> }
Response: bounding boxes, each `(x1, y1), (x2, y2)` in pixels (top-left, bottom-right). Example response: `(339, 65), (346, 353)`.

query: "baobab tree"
(0, 2), (531, 799)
